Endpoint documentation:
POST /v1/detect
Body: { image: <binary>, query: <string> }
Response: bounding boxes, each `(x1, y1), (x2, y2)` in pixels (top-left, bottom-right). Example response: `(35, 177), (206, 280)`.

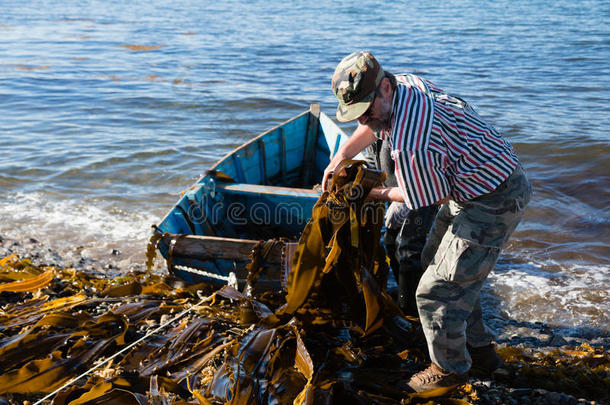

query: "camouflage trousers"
(416, 165), (532, 374)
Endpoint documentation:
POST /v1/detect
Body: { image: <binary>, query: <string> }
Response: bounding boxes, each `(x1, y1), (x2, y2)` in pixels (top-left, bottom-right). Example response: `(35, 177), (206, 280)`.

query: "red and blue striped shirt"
(379, 74), (519, 209)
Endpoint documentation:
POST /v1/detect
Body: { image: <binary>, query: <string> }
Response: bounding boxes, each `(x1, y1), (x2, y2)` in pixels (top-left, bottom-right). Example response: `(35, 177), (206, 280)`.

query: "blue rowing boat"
(153, 105), (354, 289)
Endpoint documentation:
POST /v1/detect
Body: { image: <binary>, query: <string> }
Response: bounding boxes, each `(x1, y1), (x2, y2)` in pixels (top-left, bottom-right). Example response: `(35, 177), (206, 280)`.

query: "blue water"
(0, 0), (609, 334)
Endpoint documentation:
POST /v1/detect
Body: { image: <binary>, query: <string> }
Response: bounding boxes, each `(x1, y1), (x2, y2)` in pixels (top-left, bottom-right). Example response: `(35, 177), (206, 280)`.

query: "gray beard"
(367, 119), (390, 133)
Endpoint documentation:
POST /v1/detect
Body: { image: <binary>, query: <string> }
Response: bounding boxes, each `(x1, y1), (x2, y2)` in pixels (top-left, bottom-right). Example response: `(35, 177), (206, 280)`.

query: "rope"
(33, 291), (218, 405)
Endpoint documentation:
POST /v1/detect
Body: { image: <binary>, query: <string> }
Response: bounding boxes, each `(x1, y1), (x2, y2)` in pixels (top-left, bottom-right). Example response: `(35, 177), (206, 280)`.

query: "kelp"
(0, 163), (608, 404)
(119, 45), (163, 51)
(0, 270), (54, 292)
(494, 344), (610, 400)
(0, 261), (232, 403)
(0, 262), (607, 405)
(280, 160), (397, 334)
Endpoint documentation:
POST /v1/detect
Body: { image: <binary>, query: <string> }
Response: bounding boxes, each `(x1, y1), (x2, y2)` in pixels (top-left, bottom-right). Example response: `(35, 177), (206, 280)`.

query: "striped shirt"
(379, 74), (519, 209)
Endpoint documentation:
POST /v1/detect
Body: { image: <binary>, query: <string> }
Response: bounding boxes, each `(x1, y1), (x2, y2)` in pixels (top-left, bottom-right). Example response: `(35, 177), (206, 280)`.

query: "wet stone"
(547, 334), (569, 347)
(512, 388), (533, 397)
(547, 391), (563, 403)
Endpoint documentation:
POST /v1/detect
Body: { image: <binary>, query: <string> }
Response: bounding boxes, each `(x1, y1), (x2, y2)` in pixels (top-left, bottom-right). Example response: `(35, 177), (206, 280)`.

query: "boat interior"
(157, 106), (349, 241)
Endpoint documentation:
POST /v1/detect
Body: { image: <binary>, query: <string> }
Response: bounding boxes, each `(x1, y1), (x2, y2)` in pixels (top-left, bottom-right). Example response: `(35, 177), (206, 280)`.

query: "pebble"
(493, 368), (511, 379)
(547, 334), (569, 347)
(511, 388), (532, 397)
(487, 388), (500, 396)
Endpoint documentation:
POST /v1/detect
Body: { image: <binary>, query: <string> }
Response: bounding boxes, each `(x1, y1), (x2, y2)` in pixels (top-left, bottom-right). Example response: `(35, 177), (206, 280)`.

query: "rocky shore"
(0, 233), (607, 404)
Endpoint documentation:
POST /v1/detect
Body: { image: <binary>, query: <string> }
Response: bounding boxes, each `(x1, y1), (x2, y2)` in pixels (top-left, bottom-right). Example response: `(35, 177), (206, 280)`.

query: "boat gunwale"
(216, 182), (321, 197)
(206, 108), (314, 180)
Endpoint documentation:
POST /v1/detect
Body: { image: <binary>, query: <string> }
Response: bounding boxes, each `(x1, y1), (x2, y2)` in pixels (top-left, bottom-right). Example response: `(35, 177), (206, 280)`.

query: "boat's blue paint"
(257, 139), (267, 185)
(210, 112), (311, 185)
(155, 106), (351, 286)
(231, 154), (246, 183)
(278, 127), (287, 184)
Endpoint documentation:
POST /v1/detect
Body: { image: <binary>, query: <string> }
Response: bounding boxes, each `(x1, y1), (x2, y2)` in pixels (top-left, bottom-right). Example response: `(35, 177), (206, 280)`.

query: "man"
(364, 138), (439, 317)
(323, 51), (532, 392)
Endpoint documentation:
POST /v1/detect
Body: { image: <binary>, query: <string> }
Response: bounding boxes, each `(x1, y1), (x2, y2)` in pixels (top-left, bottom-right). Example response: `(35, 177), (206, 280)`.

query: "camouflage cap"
(331, 51), (384, 122)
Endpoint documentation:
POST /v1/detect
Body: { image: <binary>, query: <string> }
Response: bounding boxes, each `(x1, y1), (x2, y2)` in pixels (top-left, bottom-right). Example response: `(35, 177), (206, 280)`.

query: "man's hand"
(321, 124), (378, 192)
(322, 166), (335, 192)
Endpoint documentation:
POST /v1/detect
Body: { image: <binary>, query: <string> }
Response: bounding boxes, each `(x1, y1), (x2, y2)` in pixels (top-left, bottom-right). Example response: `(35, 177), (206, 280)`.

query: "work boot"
(407, 362), (468, 392)
(468, 343), (504, 377)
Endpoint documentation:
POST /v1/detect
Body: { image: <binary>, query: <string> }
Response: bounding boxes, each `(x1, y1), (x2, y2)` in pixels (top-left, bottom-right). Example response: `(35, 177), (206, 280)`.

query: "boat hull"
(154, 105), (353, 288)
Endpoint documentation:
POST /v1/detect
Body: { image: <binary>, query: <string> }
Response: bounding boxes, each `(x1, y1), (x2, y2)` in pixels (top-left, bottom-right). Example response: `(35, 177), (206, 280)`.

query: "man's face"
(357, 87), (392, 133)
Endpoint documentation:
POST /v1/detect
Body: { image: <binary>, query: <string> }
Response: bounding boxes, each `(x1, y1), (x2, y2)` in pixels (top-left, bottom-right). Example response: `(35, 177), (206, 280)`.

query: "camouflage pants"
(416, 165), (532, 374)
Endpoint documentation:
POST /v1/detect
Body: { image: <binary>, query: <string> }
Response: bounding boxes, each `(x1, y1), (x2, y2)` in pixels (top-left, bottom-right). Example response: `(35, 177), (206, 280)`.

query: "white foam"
(487, 257), (609, 332)
(0, 192), (160, 266)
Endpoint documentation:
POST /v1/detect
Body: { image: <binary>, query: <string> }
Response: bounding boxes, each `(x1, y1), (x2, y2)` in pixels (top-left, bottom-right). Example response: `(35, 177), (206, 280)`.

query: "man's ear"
(381, 77), (392, 97)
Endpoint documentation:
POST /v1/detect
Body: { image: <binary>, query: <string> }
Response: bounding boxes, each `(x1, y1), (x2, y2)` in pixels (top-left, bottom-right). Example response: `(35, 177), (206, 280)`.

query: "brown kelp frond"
(0, 256), (232, 403)
(119, 44), (163, 51)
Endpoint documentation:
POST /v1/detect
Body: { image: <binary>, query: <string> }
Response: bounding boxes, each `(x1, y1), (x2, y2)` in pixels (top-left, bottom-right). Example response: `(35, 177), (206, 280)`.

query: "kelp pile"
(0, 253), (225, 404)
(0, 254), (455, 404)
(1, 161), (608, 404)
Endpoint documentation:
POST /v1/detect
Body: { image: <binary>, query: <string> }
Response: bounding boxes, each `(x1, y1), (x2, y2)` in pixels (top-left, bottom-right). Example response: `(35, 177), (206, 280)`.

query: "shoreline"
(2, 233), (606, 350)
(0, 233), (608, 404)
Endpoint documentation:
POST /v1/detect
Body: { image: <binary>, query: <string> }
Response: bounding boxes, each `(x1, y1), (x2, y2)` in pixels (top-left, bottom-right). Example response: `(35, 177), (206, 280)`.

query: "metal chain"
(173, 264), (238, 289)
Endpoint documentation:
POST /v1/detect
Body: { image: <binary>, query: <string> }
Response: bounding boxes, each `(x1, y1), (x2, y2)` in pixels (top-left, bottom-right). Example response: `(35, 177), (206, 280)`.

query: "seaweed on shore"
(0, 252), (448, 404)
(0, 162), (608, 404)
(0, 254), (608, 404)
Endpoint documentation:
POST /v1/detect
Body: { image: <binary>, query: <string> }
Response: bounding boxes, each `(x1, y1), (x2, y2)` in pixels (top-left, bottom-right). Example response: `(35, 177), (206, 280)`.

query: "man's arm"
(367, 186), (404, 202)
(322, 124), (378, 191)
(368, 186), (450, 205)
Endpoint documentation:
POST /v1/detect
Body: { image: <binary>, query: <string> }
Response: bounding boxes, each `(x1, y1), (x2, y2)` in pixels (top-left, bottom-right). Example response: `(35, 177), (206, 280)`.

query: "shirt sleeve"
(392, 148), (450, 209)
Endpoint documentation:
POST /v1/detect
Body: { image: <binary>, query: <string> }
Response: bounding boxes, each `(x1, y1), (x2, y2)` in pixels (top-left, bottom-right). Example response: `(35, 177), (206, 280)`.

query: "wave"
(488, 255), (609, 334)
(0, 192), (160, 268)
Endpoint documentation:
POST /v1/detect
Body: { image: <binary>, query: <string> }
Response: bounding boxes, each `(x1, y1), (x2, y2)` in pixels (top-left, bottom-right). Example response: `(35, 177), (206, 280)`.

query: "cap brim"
(335, 97), (373, 123)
